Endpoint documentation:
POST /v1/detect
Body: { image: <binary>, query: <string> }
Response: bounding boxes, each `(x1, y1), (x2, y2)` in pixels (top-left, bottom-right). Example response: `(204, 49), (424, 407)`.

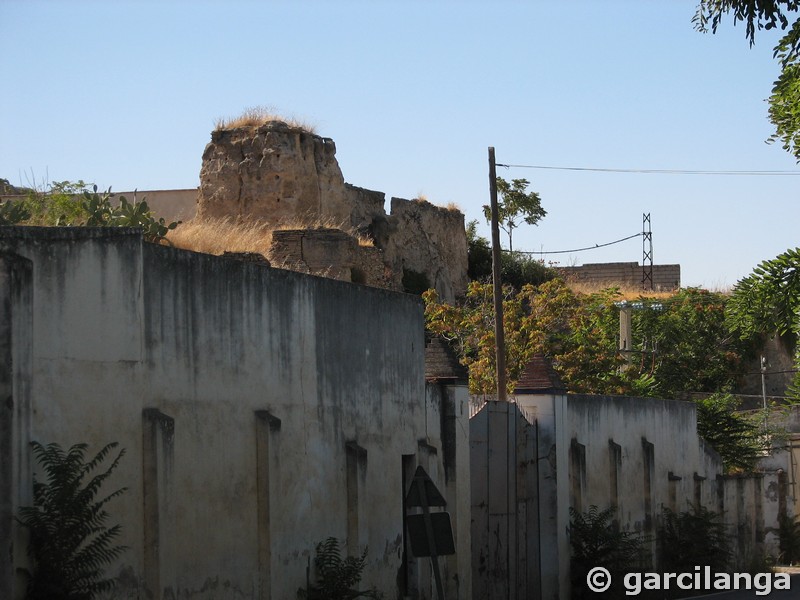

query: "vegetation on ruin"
(214, 105), (317, 134)
(166, 214), (373, 265)
(17, 441), (128, 600)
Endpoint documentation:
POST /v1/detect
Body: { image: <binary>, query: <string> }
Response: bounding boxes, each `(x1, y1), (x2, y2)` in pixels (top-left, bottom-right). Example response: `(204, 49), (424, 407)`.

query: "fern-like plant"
(659, 505), (730, 575)
(300, 537), (382, 600)
(17, 441), (128, 600)
(569, 505), (645, 600)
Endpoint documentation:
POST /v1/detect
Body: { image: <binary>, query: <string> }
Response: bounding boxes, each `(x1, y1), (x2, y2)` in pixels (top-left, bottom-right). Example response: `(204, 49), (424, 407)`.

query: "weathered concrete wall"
(557, 262), (681, 291)
(0, 227), (470, 600)
(472, 392), (790, 600)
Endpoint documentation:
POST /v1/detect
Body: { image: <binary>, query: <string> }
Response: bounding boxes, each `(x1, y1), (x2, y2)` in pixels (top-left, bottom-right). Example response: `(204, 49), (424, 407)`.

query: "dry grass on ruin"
(167, 218), (276, 258)
(166, 215), (373, 260)
(565, 280), (680, 301)
(413, 194), (462, 214)
(214, 106), (318, 134)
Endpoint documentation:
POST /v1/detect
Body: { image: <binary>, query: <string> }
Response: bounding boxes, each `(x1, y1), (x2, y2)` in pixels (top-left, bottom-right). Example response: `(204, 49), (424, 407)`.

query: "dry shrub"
(566, 280), (679, 301)
(214, 106), (317, 134)
(166, 214), (373, 261)
(167, 218), (275, 258)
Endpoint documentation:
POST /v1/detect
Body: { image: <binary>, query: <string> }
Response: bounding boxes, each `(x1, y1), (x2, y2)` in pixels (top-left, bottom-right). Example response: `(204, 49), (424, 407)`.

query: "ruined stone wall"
(197, 121), (468, 301)
(270, 228), (400, 291)
(197, 121), (351, 225)
(375, 198), (468, 302)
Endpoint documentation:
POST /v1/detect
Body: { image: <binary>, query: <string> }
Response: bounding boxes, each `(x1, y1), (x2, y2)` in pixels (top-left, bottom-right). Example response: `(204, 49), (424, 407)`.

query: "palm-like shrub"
(17, 441), (128, 600)
(300, 537), (382, 599)
(659, 505), (730, 575)
(569, 505), (645, 600)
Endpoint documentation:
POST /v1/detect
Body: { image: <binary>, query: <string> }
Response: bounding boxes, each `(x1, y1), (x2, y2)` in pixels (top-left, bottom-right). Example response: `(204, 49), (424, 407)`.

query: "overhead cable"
(509, 232), (642, 255)
(496, 163), (800, 176)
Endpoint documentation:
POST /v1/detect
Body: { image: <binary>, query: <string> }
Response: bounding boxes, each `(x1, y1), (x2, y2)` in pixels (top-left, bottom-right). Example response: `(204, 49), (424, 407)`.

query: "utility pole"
(488, 147), (507, 402)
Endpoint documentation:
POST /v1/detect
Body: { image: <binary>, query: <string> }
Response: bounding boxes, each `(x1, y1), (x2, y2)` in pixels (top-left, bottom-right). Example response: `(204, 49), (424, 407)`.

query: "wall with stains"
(0, 227), (470, 600)
(472, 393), (790, 600)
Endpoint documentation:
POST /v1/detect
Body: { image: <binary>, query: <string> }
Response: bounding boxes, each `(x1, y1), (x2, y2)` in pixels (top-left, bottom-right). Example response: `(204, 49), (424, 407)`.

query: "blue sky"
(1, 0), (798, 288)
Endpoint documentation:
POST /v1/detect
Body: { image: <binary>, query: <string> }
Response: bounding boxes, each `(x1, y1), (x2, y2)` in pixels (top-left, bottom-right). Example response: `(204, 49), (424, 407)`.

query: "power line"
(509, 232), (642, 255)
(496, 163), (800, 176)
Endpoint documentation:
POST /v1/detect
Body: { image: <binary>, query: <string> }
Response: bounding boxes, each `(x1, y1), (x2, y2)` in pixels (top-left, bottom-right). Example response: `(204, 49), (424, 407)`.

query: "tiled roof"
(514, 354), (566, 394)
(424, 336), (468, 384)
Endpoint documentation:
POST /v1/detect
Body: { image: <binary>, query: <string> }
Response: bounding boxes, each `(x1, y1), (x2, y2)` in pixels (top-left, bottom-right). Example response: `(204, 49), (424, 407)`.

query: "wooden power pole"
(488, 147), (507, 402)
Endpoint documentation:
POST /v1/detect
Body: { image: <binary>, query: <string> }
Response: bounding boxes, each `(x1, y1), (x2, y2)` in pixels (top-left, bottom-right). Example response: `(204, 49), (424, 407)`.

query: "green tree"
(424, 280), (750, 398)
(726, 247), (800, 398)
(17, 441), (128, 600)
(424, 279), (653, 396)
(694, 1), (800, 160)
(482, 177), (546, 252)
(695, 393), (773, 472)
(466, 219), (555, 289)
(633, 289), (753, 398)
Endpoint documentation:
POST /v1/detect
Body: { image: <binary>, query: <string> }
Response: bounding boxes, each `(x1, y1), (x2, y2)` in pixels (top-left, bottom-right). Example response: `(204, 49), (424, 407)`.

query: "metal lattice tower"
(642, 213), (653, 291)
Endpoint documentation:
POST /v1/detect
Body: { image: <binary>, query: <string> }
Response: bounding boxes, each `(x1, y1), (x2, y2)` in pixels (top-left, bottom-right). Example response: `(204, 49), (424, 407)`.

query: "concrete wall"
(471, 393), (791, 600)
(556, 262), (681, 291)
(0, 227), (470, 600)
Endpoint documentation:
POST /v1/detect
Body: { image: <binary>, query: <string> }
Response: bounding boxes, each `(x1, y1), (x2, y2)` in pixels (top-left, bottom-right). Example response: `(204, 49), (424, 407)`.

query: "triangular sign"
(405, 465), (447, 507)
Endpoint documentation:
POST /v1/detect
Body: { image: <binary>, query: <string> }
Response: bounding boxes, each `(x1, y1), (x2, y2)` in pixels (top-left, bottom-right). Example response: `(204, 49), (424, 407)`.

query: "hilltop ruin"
(196, 120), (468, 302)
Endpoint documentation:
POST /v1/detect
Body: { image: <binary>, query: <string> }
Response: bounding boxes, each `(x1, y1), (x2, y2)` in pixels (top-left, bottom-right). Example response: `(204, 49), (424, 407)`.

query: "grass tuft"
(214, 106), (317, 134)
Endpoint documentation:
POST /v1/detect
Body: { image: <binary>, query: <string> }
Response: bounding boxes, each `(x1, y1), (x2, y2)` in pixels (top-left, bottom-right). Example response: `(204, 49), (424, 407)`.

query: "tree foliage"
(695, 393), (771, 472)
(482, 177), (546, 252)
(17, 441), (128, 600)
(466, 219), (555, 289)
(726, 247), (800, 399)
(424, 279), (656, 396)
(424, 279), (746, 398)
(694, 1), (800, 159)
(633, 288), (753, 398)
